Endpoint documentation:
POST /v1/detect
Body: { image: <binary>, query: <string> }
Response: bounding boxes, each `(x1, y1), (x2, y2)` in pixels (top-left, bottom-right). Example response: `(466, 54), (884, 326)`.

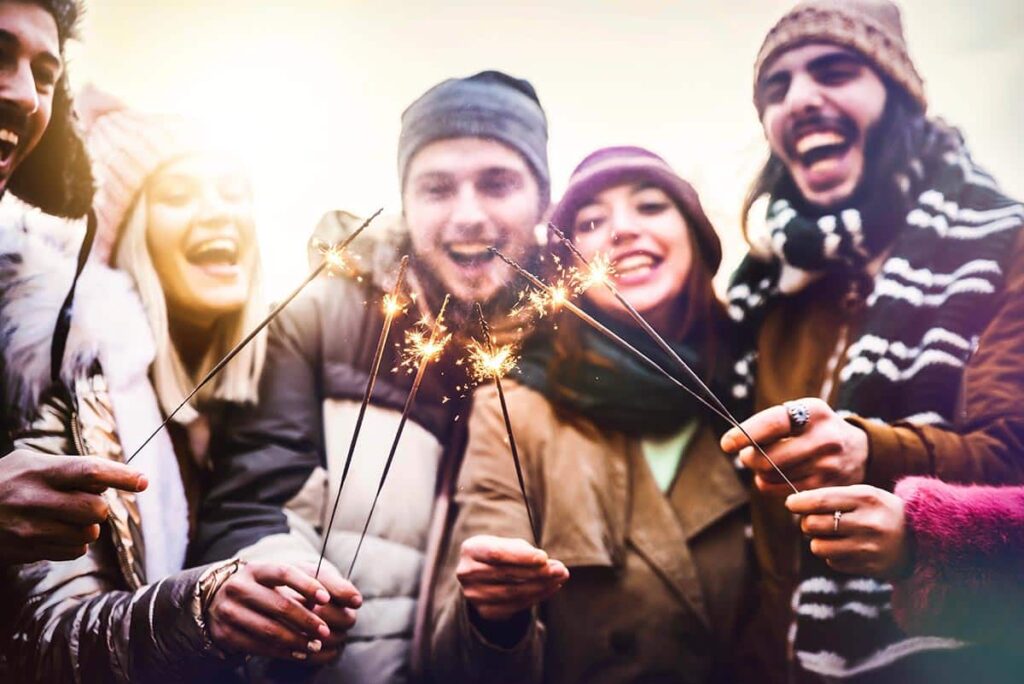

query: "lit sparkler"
(125, 208), (384, 465)
(347, 295), (451, 577)
(470, 303), (539, 544)
(547, 224), (798, 495)
(315, 255), (410, 578)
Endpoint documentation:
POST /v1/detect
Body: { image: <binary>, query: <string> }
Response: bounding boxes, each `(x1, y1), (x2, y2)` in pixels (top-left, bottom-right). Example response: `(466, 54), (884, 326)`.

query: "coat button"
(608, 629), (636, 655)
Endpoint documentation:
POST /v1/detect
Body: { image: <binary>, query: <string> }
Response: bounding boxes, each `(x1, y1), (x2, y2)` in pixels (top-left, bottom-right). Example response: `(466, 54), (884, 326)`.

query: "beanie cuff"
(754, 6), (926, 114)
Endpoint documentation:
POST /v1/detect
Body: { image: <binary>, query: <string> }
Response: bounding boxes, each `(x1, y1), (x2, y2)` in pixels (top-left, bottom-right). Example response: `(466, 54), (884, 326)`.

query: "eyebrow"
(0, 29), (62, 71)
(806, 51), (865, 73)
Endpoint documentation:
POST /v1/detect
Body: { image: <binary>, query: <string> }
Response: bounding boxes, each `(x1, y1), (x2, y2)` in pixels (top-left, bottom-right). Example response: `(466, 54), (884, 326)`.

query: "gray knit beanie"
(398, 70), (550, 209)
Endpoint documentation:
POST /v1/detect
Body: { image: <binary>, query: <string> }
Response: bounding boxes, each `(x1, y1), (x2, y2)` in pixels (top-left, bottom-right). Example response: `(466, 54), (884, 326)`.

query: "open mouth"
(445, 241), (497, 268)
(0, 128), (20, 165)
(794, 129), (852, 168)
(185, 237), (240, 269)
(613, 250), (662, 280)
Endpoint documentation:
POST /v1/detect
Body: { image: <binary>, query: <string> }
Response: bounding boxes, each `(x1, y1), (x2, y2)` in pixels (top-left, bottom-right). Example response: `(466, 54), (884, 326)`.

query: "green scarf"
(514, 308), (721, 436)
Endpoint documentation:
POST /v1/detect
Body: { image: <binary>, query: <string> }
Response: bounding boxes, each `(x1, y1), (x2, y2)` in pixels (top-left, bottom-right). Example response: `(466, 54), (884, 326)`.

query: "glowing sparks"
(313, 238), (364, 277)
(401, 305), (452, 371)
(382, 293), (405, 317)
(571, 253), (615, 293)
(467, 341), (518, 383)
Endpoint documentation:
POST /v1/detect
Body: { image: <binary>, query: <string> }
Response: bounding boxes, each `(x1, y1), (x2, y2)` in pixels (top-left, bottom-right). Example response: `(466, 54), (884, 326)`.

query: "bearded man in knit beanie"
(0, 0), (149, 570)
(720, 1), (1024, 682)
(190, 70), (550, 682)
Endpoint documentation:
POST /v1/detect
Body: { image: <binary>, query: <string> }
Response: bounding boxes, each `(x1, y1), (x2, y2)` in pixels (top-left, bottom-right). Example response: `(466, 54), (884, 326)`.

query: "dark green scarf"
(514, 307), (723, 436)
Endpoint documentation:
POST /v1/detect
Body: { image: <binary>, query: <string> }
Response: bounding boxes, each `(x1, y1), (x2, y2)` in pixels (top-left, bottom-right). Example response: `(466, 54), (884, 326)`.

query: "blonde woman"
(0, 88), (359, 682)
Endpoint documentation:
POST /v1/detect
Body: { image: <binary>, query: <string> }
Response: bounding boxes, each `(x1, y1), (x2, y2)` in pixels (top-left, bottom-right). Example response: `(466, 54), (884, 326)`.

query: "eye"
(218, 177), (250, 202)
(33, 64), (58, 92)
(417, 179), (454, 200)
(816, 64), (860, 86)
(636, 201), (670, 215)
(759, 74), (789, 106)
(573, 208), (606, 234)
(478, 172), (522, 198)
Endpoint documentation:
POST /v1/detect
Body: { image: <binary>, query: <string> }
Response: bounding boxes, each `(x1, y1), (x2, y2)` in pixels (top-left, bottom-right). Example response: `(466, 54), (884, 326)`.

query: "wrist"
(196, 558), (246, 655)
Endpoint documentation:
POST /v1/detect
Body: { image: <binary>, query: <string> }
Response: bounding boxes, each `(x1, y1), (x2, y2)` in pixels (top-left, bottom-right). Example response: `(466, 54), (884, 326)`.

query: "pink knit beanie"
(76, 85), (205, 264)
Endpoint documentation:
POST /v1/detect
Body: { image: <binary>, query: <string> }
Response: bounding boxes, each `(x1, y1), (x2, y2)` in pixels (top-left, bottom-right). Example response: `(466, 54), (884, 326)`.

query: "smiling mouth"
(613, 250), (662, 278)
(0, 128), (20, 164)
(186, 237), (239, 267)
(445, 241), (497, 267)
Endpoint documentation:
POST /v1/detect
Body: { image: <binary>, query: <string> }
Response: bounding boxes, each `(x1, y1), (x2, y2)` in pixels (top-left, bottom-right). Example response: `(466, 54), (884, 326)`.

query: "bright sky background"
(67, 0), (1023, 298)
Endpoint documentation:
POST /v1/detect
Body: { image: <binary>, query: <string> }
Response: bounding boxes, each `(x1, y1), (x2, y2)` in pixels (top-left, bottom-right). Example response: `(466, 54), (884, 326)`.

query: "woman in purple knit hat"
(429, 146), (754, 683)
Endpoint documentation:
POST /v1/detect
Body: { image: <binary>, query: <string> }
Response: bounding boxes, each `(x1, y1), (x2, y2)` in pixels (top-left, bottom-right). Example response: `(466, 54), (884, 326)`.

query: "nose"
(0, 60), (40, 115)
(450, 181), (487, 228)
(784, 71), (824, 116)
(609, 204), (639, 246)
(195, 186), (236, 229)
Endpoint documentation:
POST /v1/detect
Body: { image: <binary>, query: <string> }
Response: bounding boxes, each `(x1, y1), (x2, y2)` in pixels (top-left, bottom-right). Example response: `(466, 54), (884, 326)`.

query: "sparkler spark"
(347, 295), (451, 577)
(466, 340), (518, 383)
(126, 208), (383, 466)
(570, 252), (615, 293)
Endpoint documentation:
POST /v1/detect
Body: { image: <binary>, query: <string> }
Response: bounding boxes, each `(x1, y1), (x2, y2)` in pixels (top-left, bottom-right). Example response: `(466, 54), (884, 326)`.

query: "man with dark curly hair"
(0, 0), (148, 566)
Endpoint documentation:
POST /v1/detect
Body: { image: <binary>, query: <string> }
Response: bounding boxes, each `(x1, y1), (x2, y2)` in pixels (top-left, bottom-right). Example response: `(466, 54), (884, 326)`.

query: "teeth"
(795, 131), (845, 156)
(448, 242), (490, 256)
(615, 254), (655, 273)
(0, 128), (18, 146)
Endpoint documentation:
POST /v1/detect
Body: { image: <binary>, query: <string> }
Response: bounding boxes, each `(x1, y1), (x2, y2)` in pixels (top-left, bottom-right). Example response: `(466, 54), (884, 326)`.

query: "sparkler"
(314, 255), (410, 578)
(548, 224), (798, 495)
(125, 208), (384, 465)
(469, 303), (539, 545)
(490, 246), (732, 426)
(346, 295), (451, 577)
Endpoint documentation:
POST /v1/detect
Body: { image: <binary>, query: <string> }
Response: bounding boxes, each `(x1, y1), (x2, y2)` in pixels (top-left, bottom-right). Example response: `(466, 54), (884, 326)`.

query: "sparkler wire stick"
(126, 208), (384, 466)
(314, 255), (410, 578)
(473, 303), (539, 545)
(489, 247), (731, 425)
(346, 295), (451, 578)
(548, 225), (798, 495)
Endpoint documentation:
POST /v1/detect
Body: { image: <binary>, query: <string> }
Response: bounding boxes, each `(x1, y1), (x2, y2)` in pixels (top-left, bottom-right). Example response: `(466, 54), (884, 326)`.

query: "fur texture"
(0, 223), (154, 422)
(893, 476), (1024, 644)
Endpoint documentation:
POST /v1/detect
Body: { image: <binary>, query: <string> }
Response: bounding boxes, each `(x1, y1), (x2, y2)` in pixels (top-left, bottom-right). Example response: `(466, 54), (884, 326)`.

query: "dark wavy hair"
(7, 0), (94, 218)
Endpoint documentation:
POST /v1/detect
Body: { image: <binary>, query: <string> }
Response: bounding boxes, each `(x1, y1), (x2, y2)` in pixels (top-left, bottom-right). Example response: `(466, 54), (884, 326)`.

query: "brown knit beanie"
(753, 0), (926, 114)
(75, 85), (206, 264)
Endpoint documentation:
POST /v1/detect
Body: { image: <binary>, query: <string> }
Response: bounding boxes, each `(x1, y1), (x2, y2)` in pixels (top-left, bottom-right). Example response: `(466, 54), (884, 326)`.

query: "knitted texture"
(76, 85), (206, 264)
(398, 70), (550, 208)
(754, 0), (926, 113)
(728, 130), (1023, 678)
(548, 146), (722, 273)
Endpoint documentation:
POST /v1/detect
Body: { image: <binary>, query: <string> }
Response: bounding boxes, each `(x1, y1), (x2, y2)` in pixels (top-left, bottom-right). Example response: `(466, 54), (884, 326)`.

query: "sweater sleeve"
(857, 233), (1024, 488)
(189, 288), (327, 567)
(429, 384), (545, 684)
(890, 477), (1024, 645)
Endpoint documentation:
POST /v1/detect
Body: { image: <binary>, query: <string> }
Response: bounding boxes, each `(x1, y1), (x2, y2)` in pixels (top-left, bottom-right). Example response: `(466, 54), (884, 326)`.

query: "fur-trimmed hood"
(0, 221), (154, 422)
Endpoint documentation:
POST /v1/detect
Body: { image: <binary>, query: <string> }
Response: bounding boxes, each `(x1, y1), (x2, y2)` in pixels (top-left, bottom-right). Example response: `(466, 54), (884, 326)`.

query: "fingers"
(314, 603), (357, 650)
(4, 542), (90, 562)
(251, 564), (331, 607)
(303, 563), (362, 609)
(215, 599), (319, 656)
(47, 491), (110, 525)
(208, 614), (319, 663)
(721, 398), (832, 454)
(785, 484), (879, 515)
(462, 535), (548, 567)
(457, 556), (566, 583)
(235, 579), (331, 641)
(47, 457), (148, 494)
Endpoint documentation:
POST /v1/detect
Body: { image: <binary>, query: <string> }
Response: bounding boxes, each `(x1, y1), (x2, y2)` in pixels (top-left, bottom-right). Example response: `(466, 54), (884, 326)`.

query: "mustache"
(782, 112), (859, 159)
(0, 102), (28, 136)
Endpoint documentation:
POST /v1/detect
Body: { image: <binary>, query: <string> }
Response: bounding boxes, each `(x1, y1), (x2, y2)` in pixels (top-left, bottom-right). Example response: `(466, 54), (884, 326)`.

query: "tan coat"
(429, 381), (752, 684)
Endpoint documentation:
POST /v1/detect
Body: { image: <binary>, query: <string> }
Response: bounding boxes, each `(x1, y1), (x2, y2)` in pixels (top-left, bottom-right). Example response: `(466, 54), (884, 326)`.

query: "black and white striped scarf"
(728, 133), (1023, 680)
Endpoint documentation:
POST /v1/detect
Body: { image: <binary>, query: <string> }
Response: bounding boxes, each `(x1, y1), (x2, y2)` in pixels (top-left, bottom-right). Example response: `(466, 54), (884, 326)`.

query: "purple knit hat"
(549, 146), (722, 273)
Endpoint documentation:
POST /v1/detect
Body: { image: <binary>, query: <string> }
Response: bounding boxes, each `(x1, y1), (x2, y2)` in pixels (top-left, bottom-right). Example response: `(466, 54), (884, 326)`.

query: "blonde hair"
(113, 192), (266, 423)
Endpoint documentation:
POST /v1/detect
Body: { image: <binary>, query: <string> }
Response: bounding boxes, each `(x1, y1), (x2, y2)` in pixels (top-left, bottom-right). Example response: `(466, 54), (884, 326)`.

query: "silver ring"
(833, 510), (843, 534)
(784, 401), (811, 434)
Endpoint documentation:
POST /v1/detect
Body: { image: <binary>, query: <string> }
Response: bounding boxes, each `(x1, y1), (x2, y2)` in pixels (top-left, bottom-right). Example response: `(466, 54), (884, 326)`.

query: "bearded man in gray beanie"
(190, 70), (550, 682)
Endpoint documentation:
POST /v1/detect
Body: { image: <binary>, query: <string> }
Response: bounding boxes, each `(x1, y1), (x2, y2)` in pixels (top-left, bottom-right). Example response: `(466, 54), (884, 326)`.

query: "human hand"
(207, 562), (333, 662)
(0, 450), (148, 563)
(720, 398), (868, 495)
(276, 563), (362, 664)
(457, 535), (569, 623)
(786, 484), (912, 579)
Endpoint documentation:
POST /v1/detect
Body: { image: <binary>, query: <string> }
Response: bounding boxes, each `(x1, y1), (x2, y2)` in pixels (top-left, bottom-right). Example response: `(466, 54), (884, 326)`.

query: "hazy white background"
(66, 0), (1023, 297)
